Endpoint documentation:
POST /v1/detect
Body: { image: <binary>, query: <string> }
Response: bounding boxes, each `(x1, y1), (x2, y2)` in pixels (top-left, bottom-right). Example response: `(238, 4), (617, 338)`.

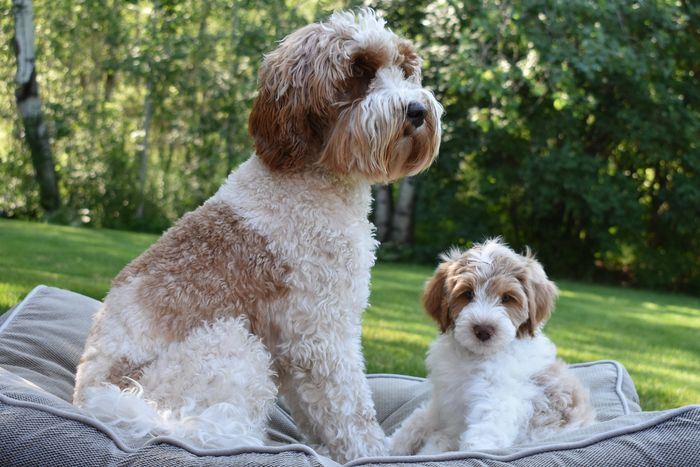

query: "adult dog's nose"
(406, 101), (427, 128)
(473, 324), (494, 342)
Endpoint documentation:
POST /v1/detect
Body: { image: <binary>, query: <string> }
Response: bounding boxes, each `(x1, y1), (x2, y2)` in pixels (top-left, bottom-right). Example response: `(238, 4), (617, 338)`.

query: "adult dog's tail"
(77, 316), (277, 449)
(82, 383), (267, 448)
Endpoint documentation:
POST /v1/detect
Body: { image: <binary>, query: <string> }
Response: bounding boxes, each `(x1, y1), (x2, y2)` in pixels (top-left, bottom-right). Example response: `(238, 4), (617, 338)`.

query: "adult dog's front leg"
(283, 335), (387, 463)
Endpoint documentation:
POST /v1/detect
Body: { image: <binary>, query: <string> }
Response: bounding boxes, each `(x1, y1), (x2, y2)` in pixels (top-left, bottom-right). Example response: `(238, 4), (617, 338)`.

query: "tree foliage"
(375, 0), (699, 292)
(1, 0), (345, 230)
(1, 0), (698, 292)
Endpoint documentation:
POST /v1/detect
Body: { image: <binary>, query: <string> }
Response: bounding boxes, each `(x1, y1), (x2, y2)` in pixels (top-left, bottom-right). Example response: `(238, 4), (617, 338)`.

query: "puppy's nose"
(473, 324), (494, 342)
(406, 101), (427, 128)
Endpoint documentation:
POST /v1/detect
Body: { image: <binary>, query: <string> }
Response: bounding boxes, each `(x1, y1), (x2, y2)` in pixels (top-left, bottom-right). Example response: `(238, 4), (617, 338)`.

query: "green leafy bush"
(378, 0), (700, 292)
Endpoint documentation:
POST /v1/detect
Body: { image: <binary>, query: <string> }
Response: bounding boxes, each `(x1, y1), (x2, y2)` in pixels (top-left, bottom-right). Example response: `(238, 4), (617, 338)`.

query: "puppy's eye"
(501, 294), (512, 303)
(464, 290), (474, 300)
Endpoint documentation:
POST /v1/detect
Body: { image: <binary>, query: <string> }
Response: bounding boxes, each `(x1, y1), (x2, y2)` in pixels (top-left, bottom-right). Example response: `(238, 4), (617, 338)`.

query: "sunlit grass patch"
(0, 219), (157, 310)
(1, 219), (699, 411)
(364, 267), (700, 411)
(546, 280), (700, 411)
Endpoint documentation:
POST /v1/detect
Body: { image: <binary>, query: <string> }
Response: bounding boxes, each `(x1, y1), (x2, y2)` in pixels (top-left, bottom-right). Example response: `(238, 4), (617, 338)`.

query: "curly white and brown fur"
(390, 239), (595, 455)
(73, 9), (442, 463)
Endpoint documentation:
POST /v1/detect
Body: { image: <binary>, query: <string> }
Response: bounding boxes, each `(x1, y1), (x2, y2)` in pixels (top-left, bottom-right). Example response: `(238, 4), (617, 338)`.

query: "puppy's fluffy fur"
(73, 9), (442, 463)
(390, 239), (595, 455)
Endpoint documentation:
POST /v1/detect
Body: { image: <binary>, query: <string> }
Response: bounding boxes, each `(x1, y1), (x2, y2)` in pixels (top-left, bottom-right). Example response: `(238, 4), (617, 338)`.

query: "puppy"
(390, 239), (595, 455)
(73, 9), (442, 463)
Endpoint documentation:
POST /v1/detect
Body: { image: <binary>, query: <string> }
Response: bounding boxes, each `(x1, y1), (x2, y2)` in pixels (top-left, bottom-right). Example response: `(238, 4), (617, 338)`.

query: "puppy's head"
(249, 9), (442, 182)
(423, 238), (558, 355)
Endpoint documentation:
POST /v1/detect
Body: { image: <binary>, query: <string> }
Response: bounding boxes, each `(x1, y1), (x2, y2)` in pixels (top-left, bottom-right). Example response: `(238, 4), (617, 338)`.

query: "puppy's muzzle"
(406, 101), (427, 128)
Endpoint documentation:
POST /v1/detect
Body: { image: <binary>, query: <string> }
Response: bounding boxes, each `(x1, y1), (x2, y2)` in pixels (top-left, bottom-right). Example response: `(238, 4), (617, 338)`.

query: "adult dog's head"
(423, 238), (559, 355)
(249, 9), (442, 182)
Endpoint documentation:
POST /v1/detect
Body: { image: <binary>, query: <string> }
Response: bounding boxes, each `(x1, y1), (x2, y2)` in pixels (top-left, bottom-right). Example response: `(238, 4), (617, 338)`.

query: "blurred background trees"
(2, 0), (698, 292)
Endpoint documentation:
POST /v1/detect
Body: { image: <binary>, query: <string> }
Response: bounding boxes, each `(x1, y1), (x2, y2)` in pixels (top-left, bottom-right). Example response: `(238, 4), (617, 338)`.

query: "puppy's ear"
(422, 262), (452, 333)
(517, 249), (559, 337)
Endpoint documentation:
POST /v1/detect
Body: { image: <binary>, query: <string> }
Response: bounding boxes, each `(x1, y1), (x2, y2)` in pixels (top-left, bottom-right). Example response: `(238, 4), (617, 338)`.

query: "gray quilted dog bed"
(1, 285), (698, 466)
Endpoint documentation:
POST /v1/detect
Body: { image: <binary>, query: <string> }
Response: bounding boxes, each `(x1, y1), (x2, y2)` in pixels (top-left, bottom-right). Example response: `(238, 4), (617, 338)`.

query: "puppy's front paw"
(458, 440), (479, 452)
(459, 433), (505, 452)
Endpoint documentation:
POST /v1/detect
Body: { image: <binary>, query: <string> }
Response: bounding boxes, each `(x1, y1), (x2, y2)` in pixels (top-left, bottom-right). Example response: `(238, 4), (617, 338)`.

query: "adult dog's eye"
(351, 58), (374, 79)
(352, 59), (366, 76)
(464, 290), (474, 300)
(501, 294), (512, 303)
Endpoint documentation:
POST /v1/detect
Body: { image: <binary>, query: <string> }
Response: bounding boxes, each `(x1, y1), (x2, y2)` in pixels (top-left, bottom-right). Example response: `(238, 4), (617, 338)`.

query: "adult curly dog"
(73, 9), (442, 463)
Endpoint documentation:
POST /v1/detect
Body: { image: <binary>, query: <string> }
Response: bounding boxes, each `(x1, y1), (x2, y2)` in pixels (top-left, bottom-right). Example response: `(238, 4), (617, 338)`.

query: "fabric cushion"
(1, 285), (698, 466)
(0, 285), (98, 402)
(370, 359), (641, 438)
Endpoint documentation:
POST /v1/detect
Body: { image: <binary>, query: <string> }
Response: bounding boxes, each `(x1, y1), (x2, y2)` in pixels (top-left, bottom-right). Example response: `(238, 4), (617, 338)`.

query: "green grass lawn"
(1, 218), (699, 411)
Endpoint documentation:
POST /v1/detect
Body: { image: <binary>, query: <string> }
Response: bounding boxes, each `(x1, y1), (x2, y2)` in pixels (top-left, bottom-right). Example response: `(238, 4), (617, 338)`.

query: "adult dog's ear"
(422, 262), (452, 333)
(248, 63), (317, 173)
(517, 249), (559, 337)
(248, 23), (335, 173)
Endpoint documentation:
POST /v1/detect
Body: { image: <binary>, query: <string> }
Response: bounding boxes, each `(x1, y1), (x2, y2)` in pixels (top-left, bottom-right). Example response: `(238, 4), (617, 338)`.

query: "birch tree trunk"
(13, 0), (60, 214)
(225, 1), (242, 172)
(135, 78), (154, 219)
(389, 176), (417, 245)
(372, 184), (393, 243)
(135, 1), (158, 220)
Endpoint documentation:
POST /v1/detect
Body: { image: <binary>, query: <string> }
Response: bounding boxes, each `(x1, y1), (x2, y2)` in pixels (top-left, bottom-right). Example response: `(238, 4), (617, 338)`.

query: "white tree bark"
(13, 0), (35, 86)
(135, 79), (154, 219)
(373, 184), (393, 243)
(135, 1), (158, 219)
(13, 0), (60, 213)
(389, 176), (417, 245)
